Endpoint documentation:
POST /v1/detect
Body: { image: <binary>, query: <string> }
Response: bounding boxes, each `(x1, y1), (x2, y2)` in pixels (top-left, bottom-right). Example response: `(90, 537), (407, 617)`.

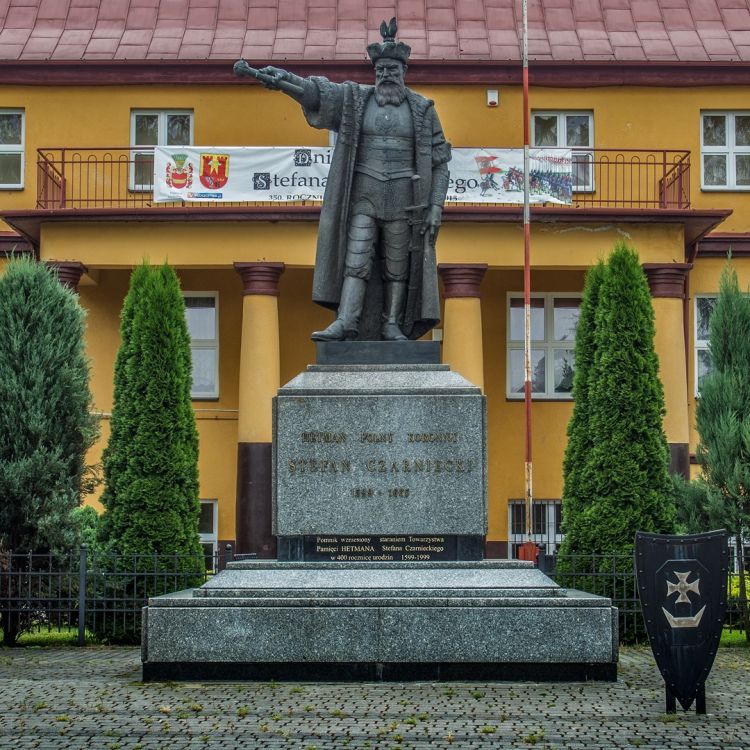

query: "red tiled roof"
(1, 0), (750, 62)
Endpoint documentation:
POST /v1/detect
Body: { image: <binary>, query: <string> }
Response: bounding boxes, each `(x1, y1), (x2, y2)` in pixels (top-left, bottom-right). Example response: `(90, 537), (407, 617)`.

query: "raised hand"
(255, 66), (290, 90)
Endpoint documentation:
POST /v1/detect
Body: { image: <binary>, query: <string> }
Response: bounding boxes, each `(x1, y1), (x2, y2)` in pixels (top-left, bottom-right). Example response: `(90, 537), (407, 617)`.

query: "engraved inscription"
(407, 432), (458, 443)
(303, 534), (455, 562)
(360, 432), (394, 443)
(300, 431), (348, 443)
(274, 392), (486, 537)
(288, 458), (352, 473)
(364, 458), (473, 473)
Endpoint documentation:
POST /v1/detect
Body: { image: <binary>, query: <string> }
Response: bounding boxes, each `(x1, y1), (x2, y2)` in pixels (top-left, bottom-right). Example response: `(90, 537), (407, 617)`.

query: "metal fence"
(545, 552), (748, 642)
(36, 147), (691, 211)
(545, 553), (646, 642)
(0, 545), (235, 645)
(0, 547), (745, 646)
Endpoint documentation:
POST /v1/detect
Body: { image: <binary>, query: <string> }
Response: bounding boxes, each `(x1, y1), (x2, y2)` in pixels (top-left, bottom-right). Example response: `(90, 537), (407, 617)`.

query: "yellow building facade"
(2, 11), (750, 557)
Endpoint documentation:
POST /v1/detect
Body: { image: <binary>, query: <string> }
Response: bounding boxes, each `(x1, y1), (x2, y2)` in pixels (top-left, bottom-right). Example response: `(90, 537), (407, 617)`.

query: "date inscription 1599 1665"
(352, 487), (410, 498)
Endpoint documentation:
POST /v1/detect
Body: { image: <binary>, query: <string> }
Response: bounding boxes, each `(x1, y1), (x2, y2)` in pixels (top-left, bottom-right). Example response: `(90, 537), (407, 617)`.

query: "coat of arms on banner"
(635, 530), (729, 713)
(165, 153), (193, 190)
(199, 153), (230, 189)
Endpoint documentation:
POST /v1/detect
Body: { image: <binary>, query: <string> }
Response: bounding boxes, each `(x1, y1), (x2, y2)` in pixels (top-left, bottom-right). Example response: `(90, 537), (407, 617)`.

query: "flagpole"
(522, 0), (534, 542)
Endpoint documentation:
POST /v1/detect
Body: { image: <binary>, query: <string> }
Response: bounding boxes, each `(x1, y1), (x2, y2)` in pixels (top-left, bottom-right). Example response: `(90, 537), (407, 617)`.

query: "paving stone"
(0, 646), (749, 749)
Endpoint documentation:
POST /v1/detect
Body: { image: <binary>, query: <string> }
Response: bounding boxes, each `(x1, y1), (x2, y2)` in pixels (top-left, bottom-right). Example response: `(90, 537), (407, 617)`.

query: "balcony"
(36, 147), (691, 211)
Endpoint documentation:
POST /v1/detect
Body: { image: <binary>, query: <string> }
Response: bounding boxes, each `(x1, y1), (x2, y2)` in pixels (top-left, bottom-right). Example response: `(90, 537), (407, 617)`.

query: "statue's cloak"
(303, 78), (451, 340)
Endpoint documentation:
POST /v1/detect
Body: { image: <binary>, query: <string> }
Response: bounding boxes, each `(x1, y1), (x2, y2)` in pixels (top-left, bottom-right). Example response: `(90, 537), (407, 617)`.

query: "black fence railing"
(0, 545), (235, 645)
(546, 553), (645, 642)
(545, 552), (748, 643)
(36, 147), (691, 210)
(0, 547), (746, 646)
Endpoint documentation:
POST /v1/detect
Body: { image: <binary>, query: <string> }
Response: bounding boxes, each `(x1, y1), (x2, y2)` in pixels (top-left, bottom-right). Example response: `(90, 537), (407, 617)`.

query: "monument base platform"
(142, 561), (618, 682)
(142, 660), (616, 682)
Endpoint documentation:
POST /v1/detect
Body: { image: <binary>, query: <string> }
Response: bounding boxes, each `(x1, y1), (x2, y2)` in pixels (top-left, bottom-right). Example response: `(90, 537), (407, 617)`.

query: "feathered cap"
(367, 17), (411, 66)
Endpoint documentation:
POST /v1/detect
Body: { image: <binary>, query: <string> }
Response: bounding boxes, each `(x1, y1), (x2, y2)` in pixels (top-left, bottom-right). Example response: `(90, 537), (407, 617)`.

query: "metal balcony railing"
(36, 147), (691, 211)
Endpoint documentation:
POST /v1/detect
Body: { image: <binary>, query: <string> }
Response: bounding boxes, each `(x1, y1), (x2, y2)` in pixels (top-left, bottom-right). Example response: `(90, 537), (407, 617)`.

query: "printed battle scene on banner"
(447, 148), (573, 205)
(154, 146), (573, 205)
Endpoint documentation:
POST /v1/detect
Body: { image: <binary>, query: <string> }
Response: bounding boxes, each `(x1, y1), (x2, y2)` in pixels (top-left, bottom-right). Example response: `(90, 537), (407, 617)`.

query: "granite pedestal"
(142, 560), (618, 681)
(273, 362), (487, 560)
(142, 346), (618, 681)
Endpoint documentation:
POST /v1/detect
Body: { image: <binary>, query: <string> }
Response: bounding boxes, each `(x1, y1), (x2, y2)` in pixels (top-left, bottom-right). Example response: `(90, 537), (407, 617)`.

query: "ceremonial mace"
(233, 59), (305, 96)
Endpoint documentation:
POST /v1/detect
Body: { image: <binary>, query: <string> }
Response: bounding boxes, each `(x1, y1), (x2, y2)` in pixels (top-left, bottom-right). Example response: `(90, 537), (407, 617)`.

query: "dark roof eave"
(3, 59), (750, 87)
(696, 232), (750, 258)
(1, 206), (731, 257)
(0, 231), (34, 258)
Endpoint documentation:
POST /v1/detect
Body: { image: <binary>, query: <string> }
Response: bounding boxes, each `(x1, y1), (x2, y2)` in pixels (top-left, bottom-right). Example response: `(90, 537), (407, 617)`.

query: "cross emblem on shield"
(662, 570), (706, 628)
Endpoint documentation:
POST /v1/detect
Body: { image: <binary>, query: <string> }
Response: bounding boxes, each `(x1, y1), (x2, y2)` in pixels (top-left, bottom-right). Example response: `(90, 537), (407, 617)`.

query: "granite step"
(192, 561), (561, 600)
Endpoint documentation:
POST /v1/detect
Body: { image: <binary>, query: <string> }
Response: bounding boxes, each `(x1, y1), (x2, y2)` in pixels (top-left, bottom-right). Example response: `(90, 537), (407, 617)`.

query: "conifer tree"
(558, 244), (675, 563)
(559, 261), (605, 535)
(0, 258), (98, 643)
(692, 263), (750, 639)
(0, 258), (98, 554)
(98, 264), (201, 561)
(97, 263), (149, 547)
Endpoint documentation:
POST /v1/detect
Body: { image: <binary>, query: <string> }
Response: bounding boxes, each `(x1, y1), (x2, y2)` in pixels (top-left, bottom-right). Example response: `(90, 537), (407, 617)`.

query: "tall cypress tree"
(556, 244), (675, 641)
(97, 263), (149, 547)
(0, 258), (98, 643)
(591, 244), (671, 551)
(98, 264), (201, 561)
(559, 261), (605, 538)
(559, 243), (675, 561)
(692, 262), (750, 639)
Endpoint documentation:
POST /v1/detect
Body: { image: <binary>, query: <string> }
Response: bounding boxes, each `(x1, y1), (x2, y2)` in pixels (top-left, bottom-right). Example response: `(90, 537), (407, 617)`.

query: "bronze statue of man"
(235, 18), (451, 341)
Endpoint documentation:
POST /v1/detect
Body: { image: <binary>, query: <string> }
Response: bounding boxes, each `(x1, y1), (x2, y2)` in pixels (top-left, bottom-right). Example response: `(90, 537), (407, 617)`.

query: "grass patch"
(1, 627), (97, 647)
(720, 629), (749, 648)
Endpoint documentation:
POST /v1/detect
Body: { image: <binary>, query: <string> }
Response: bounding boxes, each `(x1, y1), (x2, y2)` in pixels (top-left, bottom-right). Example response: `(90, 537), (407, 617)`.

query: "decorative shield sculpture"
(635, 530), (729, 712)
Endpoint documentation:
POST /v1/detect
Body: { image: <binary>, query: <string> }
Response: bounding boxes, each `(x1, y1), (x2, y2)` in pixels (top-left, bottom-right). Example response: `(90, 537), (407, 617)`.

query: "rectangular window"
(508, 500), (563, 557)
(184, 292), (219, 399)
(532, 110), (593, 191)
(506, 293), (581, 399)
(695, 295), (717, 394)
(130, 110), (193, 191)
(198, 499), (218, 570)
(701, 112), (750, 190)
(0, 109), (24, 189)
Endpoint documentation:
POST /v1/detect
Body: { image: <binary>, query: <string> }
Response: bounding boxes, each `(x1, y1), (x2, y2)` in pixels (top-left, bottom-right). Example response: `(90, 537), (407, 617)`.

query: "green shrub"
(557, 244), (675, 642)
(96, 263), (202, 642)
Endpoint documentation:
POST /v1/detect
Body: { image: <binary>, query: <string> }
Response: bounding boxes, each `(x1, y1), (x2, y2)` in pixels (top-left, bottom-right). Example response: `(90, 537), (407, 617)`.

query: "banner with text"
(153, 146), (573, 205)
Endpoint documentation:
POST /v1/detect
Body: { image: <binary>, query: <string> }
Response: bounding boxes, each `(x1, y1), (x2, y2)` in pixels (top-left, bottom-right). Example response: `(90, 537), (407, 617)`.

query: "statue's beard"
(375, 81), (406, 106)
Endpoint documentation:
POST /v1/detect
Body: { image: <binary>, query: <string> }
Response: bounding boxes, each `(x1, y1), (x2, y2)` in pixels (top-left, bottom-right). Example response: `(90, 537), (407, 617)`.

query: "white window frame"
(694, 294), (717, 396)
(184, 291), (219, 400)
(199, 499), (218, 567)
(507, 499), (563, 558)
(701, 111), (750, 190)
(531, 110), (594, 192)
(506, 292), (580, 400)
(0, 109), (25, 189)
(130, 109), (194, 191)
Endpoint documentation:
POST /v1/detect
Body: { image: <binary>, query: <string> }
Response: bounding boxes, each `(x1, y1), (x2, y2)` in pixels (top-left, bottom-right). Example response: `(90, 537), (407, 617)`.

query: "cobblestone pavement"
(0, 646), (748, 750)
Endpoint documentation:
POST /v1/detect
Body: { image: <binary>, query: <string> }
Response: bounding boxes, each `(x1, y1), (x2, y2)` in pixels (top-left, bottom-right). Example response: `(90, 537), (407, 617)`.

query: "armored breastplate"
(355, 96), (415, 181)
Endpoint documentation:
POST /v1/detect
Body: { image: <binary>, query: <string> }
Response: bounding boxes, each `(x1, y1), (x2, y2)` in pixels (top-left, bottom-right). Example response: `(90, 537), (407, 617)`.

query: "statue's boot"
(311, 276), (367, 341)
(381, 281), (408, 341)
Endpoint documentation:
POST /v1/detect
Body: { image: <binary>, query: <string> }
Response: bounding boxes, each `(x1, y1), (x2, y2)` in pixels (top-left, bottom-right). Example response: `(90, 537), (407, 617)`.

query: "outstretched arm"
(233, 61), (321, 112)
